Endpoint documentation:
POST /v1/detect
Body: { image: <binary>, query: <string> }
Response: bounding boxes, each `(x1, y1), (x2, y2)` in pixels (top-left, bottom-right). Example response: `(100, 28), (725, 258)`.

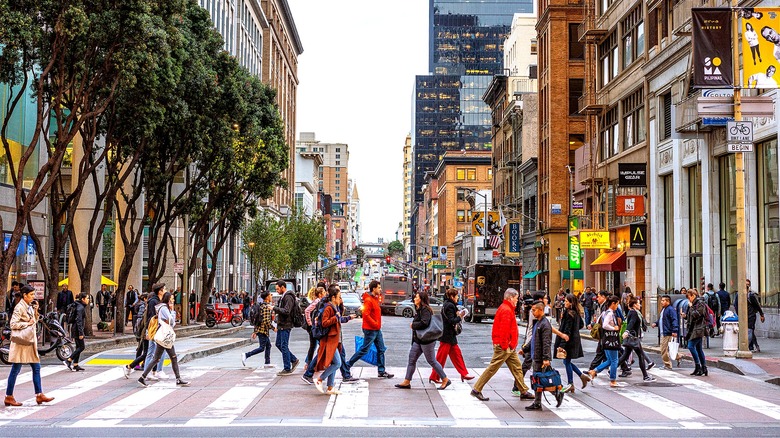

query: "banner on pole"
(740, 8), (780, 88)
(692, 8), (733, 88)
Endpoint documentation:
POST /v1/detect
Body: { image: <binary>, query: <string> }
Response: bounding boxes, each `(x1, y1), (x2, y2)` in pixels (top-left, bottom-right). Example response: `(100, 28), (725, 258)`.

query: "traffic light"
(385, 255), (391, 264)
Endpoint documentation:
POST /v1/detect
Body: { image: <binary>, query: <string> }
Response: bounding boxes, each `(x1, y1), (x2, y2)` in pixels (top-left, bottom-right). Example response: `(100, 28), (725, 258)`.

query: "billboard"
(692, 8), (733, 88)
(741, 8), (780, 88)
(507, 221), (521, 256)
(579, 230), (611, 249)
(471, 211), (500, 237)
(616, 195), (646, 217)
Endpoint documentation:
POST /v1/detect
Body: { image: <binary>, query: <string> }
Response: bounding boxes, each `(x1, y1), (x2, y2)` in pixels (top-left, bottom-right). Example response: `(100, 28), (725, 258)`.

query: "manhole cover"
(635, 382), (679, 387)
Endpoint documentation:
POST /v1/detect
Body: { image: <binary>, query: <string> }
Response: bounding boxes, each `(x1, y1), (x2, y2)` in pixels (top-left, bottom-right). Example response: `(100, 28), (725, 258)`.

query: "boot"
(700, 365), (708, 377)
(36, 393), (54, 405)
(691, 365), (703, 376)
(4, 395), (22, 407)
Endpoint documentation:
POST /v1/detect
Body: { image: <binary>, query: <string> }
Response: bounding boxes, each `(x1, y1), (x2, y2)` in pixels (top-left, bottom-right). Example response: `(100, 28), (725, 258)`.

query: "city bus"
(380, 274), (413, 314)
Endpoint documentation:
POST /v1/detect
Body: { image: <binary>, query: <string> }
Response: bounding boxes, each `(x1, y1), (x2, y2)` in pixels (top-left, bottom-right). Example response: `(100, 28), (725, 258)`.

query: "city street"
(1, 315), (780, 436)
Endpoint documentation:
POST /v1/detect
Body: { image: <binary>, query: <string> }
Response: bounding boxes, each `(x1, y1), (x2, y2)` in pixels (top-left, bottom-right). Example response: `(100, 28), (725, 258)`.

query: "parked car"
(394, 296), (444, 318)
(341, 292), (363, 317)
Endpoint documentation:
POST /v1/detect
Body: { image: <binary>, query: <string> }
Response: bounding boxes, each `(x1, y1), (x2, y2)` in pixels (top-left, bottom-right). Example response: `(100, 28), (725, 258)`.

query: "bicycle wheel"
(231, 316), (243, 327)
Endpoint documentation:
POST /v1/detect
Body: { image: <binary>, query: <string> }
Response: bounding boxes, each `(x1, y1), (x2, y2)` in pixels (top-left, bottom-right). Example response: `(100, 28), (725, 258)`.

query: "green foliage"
(242, 211), (290, 282)
(352, 247), (365, 265)
(387, 240), (404, 255)
(284, 210), (325, 276)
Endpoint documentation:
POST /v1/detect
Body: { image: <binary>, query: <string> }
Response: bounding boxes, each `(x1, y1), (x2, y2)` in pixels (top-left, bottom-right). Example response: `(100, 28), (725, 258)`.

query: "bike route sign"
(727, 121), (753, 153)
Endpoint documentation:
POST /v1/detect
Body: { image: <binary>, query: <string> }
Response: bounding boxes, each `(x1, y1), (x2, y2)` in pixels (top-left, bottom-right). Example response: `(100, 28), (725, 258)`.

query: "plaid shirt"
(253, 302), (273, 336)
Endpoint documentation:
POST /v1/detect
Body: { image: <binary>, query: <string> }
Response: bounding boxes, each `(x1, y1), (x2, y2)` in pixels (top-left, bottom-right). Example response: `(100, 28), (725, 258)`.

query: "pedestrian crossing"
(0, 363), (778, 430)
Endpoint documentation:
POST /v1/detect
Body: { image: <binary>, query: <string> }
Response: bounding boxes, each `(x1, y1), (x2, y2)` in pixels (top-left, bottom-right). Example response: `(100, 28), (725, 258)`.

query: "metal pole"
(732, 5), (751, 358)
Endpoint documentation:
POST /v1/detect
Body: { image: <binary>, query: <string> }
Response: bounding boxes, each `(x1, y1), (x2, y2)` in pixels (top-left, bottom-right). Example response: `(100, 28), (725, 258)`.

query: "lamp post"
(248, 241), (255, 299)
(464, 188), (490, 251)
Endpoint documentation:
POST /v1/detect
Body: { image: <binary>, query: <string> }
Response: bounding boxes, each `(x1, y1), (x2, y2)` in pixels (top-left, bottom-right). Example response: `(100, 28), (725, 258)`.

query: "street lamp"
(248, 241), (255, 298)
(463, 188), (490, 250)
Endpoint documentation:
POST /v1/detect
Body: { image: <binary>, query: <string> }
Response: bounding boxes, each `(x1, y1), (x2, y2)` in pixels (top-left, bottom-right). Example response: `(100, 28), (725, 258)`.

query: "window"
(622, 6), (644, 68)
(530, 39), (537, 55)
(487, 168), (492, 180)
(622, 88), (645, 149)
(688, 165), (703, 283)
(457, 210), (466, 222)
(336, 161), (341, 166)
(467, 169), (476, 180)
(457, 168), (466, 180)
(720, 155), (737, 293)
(335, 154), (341, 159)
(336, 148), (340, 152)
(529, 65), (538, 79)
(569, 23), (584, 60)
(599, 32), (618, 87)
(664, 175), (675, 290)
(600, 107), (619, 161)
(659, 91), (672, 141)
(457, 188), (467, 201)
(758, 140), (779, 306)
(569, 79), (584, 115)
(600, 0), (615, 15)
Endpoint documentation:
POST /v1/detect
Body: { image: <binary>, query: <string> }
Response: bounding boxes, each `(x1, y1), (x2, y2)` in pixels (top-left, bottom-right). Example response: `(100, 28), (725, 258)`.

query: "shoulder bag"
(11, 323), (36, 346)
(153, 320), (176, 349)
(415, 313), (443, 343)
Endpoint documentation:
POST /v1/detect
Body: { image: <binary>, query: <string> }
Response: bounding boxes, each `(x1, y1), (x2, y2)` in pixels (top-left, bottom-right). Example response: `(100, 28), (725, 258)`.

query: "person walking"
(313, 287), (345, 395)
(555, 293), (590, 393)
(124, 293), (149, 373)
(143, 283), (168, 380)
(651, 294), (679, 370)
(526, 301), (564, 410)
(138, 292), (189, 387)
(470, 288), (530, 401)
(588, 296), (621, 388)
(345, 280), (394, 379)
(580, 287), (595, 327)
(511, 291), (545, 398)
(429, 288), (473, 383)
(272, 280), (300, 376)
(124, 285), (138, 326)
(617, 297), (655, 382)
(96, 284), (110, 322)
(743, 279), (765, 352)
(716, 282), (731, 317)
(4, 285), (54, 407)
(56, 284), (74, 316)
(241, 290), (275, 367)
(395, 290), (451, 390)
(681, 288), (709, 376)
(302, 286), (325, 377)
(63, 292), (89, 372)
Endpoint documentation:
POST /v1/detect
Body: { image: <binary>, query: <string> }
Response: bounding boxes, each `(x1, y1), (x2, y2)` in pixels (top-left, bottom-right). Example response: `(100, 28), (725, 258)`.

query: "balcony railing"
(578, 92), (608, 115)
(510, 77), (537, 95)
(578, 16), (607, 43)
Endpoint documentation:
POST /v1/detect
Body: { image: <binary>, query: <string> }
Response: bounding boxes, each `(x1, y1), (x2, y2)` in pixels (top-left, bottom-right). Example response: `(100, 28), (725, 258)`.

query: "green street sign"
(432, 264), (447, 269)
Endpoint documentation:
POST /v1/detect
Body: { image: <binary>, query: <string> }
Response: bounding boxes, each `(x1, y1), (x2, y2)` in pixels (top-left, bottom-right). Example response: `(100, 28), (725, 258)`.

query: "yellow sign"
(579, 230), (611, 249)
(471, 211), (499, 237)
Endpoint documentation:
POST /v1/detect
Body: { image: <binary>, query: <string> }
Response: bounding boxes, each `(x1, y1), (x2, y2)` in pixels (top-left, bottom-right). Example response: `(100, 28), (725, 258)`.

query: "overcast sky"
(287, 0), (429, 243)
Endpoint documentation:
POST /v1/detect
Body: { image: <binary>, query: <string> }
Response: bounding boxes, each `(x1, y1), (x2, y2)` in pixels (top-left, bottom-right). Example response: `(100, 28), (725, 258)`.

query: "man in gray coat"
(526, 301), (564, 410)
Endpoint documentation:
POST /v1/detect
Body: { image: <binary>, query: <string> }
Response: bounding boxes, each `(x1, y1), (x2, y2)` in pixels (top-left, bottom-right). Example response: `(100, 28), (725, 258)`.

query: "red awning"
(590, 251), (627, 272)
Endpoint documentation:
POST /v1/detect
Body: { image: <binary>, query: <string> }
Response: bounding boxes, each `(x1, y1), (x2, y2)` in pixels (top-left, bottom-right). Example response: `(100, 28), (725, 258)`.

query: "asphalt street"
(2, 314), (779, 437)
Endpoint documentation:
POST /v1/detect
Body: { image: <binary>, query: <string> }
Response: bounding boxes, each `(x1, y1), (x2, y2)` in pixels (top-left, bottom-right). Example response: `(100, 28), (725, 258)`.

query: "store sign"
(618, 163), (647, 187)
(616, 195), (645, 216)
(630, 224), (647, 249)
(572, 201), (584, 216)
(568, 216), (579, 234)
(551, 204), (562, 214)
(507, 222), (521, 256)
(568, 234), (581, 270)
(580, 230), (611, 249)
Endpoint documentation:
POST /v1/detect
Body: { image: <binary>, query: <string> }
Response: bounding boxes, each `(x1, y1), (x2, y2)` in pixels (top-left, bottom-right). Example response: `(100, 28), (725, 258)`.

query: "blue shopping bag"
(354, 336), (379, 366)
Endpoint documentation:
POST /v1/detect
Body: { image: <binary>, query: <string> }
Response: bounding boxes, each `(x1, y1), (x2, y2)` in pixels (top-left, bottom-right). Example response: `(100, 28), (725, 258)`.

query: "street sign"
(551, 204), (562, 214)
(174, 262), (184, 274)
(555, 256), (568, 261)
(702, 117), (732, 126)
(727, 121), (753, 144)
(432, 264), (447, 269)
(727, 143), (753, 153)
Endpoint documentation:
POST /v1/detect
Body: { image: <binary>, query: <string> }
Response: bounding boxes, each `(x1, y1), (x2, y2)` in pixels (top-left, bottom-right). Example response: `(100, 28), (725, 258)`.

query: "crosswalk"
(0, 363), (778, 430)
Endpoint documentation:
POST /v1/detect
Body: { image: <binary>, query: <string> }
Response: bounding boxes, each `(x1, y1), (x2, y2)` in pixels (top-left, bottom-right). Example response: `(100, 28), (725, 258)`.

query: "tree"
(284, 210), (325, 279)
(242, 212), (290, 290)
(387, 240), (405, 256)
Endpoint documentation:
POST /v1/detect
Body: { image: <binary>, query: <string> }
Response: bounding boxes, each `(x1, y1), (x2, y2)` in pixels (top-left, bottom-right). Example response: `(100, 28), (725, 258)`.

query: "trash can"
(721, 312), (739, 356)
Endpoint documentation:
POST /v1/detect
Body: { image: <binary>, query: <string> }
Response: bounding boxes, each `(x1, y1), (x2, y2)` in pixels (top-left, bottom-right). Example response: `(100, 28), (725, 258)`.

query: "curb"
(179, 337), (254, 363)
(83, 324), (250, 355)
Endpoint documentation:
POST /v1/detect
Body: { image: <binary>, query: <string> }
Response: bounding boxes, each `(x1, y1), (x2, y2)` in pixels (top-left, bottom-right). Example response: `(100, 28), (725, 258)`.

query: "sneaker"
(264, 363), (275, 368)
(647, 361), (655, 370)
(561, 384), (573, 393)
(511, 390), (523, 397)
(301, 374), (314, 385)
(326, 389), (342, 395)
(122, 366), (131, 379)
(138, 377), (148, 387)
(290, 359), (300, 373)
(277, 369), (293, 376)
(63, 360), (73, 371)
(73, 365), (85, 372)
(315, 380), (325, 394)
(133, 365), (143, 371)
(241, 353), (247, 367)
(619, 371), (632, 378)
(156, 371), (169, 380)
(147, 373), (159, 381)
(377, 372), (394, 379)
(176, 379), (190, 387)
(643, 376), (656, 383)
(342, 376), (360, 383)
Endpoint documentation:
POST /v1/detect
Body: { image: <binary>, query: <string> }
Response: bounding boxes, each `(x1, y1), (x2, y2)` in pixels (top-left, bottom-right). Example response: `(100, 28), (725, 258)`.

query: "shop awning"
(590, 251), (627, 272)
(561, 270), (584, 280)
(523, 270), (545, 279)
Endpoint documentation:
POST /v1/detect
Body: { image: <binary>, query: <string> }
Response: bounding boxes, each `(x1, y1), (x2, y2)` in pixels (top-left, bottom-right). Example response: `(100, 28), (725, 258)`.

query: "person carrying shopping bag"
(395, 290), (451, 390)
(137, 292), (189, 387)
(554, 293), (590, 393)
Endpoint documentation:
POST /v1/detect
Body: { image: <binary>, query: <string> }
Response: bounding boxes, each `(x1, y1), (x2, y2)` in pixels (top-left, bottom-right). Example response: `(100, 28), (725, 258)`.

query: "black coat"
(439, 299), (461, 345)
(554, 309), (584, 359)
(411, 305), (435, 345)
(531, 316), (552, 363)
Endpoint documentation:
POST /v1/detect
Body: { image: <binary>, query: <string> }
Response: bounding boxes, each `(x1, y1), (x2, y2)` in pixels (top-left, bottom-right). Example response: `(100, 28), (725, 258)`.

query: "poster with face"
(741, 8), (780, 88)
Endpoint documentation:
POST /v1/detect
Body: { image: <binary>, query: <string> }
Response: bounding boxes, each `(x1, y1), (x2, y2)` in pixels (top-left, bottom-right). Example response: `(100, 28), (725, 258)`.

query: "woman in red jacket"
(314, 288), (344, 395)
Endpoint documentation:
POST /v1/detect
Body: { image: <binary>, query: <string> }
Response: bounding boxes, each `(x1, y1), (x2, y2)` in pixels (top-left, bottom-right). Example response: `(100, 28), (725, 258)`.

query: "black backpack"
(66, 302), (78, 324)
(250, 303), (264, 327)
(310, 301), (331, 340)
(285, 292), (304, 328)
(707, 293), (720, 314)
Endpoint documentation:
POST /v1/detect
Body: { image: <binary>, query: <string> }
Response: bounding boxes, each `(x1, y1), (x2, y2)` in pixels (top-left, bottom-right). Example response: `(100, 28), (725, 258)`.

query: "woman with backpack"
(241, 291), (274, 367)
(137, 292), (189, 387)
(588, 296), (622, 388)
(395, 291), (451, 390)
(555, 293), (590, 393)
(313, 287), (344, 395)
(617, 296), (655, 383)
(303, 287), (326, 374)
(682, 289), (709, 376)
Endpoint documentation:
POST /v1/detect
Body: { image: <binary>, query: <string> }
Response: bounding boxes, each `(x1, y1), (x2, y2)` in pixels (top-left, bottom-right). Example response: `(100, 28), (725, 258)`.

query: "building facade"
(402, 134), (413, 249)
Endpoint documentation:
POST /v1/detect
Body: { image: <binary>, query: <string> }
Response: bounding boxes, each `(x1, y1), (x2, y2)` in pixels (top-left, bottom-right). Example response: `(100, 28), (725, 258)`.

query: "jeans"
(305, 329), (317, 365)
(6, 363), (42, 395)
(347, 329), (387, 373)
(246, 333), (272, 364)
(304, 339), (320, 378)
(275, 328), (297, 371)
(584, 307), (592, 326)
(144, 340), (165, 373)
(404, 341), (446, 382)
(338, 344), (351, 378)
(319, 348), (342, 389)
(748, 328), (760, 351)
(141, 344), (181, 380)
(562, 357), (583, 385)
(687, 337), (706, 366)
(595, 349), (619, 381)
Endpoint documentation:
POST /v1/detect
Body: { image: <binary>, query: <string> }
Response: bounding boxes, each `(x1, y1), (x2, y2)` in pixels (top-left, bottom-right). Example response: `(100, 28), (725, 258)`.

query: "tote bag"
(153, 321), (176, 349)
(415, 314), (443, 343)
(11, 324), (36, 346)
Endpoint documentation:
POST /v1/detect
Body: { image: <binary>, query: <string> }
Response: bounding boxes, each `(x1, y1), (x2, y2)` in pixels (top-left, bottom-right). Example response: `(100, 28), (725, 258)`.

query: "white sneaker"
(122, 366), (131, 379)
(157, 371), (169, 380)
(241, 353), (247, 367)
(326, 389), (341, 395)
(147, 373), (159, 381)
(315, 380), (325, 394)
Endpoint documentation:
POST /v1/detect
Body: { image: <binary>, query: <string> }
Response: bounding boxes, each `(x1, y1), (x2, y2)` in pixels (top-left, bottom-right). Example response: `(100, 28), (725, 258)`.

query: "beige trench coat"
(9, 301), (40, 363)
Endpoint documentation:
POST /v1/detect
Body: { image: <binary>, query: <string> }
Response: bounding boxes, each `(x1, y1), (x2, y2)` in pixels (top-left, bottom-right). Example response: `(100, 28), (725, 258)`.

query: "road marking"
(0, 365), (65, 391)
(186, 382), (268, 426)
(543, 394), (611, 428)
(652, 369), (780, 420)
(438, 380), (501, 427)
(68, 368), (211, 428)
(613, 387), (707, 421)
(85, 358), (171, 367)
(324, 379), (369, 420)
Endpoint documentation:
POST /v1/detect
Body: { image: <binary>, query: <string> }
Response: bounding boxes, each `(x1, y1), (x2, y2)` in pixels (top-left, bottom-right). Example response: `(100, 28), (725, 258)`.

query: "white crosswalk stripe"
(613, 386), (707, 421)
(438, 380), (501, 427)
(0, 365), (65, 392)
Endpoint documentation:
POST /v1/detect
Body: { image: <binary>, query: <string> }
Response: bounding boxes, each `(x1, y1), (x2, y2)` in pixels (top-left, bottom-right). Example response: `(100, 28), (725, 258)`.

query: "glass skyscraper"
(412, 0), (533, 208)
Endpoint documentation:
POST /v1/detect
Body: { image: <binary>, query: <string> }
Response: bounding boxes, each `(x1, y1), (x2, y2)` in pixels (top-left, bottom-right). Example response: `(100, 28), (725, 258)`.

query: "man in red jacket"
(345, 280), (394, 378)
(471, 288), (534, 401)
